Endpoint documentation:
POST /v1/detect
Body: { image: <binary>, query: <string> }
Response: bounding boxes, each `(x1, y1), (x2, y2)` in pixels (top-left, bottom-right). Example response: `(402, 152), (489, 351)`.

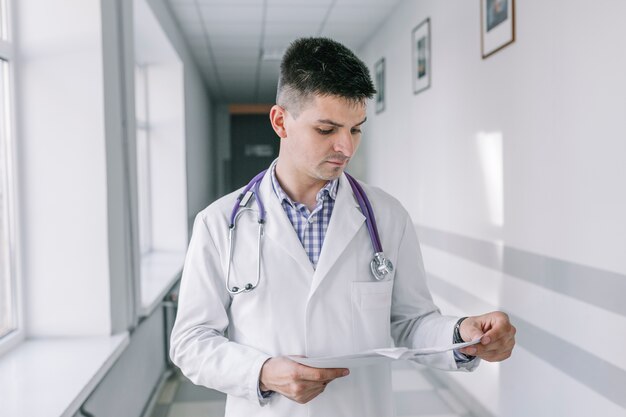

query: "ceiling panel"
(263, 35), (299, 49)
(217, 65), (256, 82)
(227, 90), (257, 103)
(326, 5), (392, 26)
(195, 0), (262, 4)
(219, 73), (256, 85)
(265, 5), (330, 23)
(199, 4), (264, 22)
(335, 0), (395, 4)
(267, 0), (333, 5)
(211, 44), (260, 55)
(209, 35), (261, 48)
(264, 21), (319, 38)
(166, 0), (401, 103)
(214, 52), (258, 62)
(222, 82), (257, 98)
(204, 22), (263, 37)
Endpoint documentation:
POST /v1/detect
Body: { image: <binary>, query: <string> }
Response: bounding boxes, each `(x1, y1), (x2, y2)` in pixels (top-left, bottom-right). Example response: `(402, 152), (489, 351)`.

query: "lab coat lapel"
(309, 173), (365, 297)
(259, 172), (315, 276)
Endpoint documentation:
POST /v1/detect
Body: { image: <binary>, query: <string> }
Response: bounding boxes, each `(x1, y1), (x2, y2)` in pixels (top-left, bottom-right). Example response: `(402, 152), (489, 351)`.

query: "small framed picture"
(411, 18), (431, 95)
(481, 0), (515, 59)
(374, 58), (385, 113)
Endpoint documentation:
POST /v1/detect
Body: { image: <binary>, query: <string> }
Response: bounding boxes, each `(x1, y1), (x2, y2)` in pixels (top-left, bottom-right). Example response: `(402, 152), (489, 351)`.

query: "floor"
(150, 361), (477, 417)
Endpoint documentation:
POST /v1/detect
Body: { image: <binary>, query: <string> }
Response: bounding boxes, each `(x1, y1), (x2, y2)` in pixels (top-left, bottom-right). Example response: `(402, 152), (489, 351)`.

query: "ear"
(269, 105), (288, 139)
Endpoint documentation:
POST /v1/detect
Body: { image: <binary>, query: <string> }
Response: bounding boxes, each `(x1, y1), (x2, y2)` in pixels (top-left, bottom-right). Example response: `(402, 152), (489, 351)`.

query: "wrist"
(259, 357), (273, 392)
(453, 317), (475, 360)
(453, 317), (468, 343)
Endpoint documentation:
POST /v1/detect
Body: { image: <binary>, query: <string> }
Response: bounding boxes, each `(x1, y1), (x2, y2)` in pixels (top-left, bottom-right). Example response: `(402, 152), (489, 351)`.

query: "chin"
(320, 167), (344, 181)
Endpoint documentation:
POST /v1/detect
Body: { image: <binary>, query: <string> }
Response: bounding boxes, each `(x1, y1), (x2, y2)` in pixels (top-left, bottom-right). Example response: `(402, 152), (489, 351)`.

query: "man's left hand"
(458, 311), (516, 362)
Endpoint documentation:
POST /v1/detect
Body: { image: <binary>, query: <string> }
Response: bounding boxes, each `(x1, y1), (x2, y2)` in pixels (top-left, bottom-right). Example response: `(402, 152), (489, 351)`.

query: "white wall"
(146, 0), (216, 229)
(359, 1), (626, 416)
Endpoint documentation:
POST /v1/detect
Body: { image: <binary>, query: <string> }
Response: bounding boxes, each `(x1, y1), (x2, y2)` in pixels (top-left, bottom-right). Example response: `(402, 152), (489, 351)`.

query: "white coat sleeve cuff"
(456, 356), (481, 371)
(250, 354), (273, 406)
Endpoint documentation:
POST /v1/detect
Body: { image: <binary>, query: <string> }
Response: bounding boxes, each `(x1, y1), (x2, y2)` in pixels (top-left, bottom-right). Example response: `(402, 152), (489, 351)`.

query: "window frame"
(0, 0), (25, 356)
(134, 64), (153, 257)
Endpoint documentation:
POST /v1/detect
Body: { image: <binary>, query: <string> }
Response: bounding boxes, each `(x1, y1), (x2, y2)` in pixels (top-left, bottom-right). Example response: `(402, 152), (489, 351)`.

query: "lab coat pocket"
(351, 280), (393, 351)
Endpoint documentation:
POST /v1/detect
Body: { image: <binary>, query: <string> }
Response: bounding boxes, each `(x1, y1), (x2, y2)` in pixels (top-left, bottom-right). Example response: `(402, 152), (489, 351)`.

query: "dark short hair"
(276, 37), (376, 116)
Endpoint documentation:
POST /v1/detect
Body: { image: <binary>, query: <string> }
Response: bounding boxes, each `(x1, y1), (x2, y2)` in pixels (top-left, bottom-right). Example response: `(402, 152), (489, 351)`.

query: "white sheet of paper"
(288, 338), (482, 369)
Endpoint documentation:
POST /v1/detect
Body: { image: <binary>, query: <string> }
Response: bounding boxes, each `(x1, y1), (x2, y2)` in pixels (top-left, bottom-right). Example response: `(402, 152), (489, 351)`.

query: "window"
(0, 0), (17, 342)
(0, 0), (7, 41)
(135, 64), (153, 256)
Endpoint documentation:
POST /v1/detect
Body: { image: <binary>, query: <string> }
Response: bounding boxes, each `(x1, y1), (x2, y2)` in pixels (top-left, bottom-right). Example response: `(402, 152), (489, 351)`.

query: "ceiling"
(166, 0), (403, 103)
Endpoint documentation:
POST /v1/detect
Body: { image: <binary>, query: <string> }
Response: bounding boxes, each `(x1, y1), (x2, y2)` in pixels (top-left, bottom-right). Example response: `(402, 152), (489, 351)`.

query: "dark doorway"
(230, 113), (279, 190)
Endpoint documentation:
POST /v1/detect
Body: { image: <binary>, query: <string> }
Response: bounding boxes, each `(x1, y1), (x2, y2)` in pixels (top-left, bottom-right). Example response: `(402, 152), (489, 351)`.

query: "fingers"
(288, 365), (348, 404)
(260, 357), (351, 404)
(298, 366), (350, 382)
(459, 312), (516, 361)
(481, 311), (513, 343)
(288, 380), (327, 404)
(477, 333), (516, 361)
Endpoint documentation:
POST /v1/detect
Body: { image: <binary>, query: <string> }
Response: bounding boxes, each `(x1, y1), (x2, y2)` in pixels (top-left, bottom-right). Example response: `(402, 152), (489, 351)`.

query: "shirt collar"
(270, 160), (338, 207)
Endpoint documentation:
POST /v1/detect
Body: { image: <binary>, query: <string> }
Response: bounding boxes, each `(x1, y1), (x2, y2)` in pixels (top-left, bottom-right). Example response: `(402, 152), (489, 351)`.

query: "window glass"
(0, 0), (7, 41)
(0, 59), (15, 338)
(135, 65), (152, 255)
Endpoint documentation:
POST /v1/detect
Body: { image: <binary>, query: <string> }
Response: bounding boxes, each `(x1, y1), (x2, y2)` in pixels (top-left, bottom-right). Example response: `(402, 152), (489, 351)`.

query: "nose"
(333, 129), (355, 157)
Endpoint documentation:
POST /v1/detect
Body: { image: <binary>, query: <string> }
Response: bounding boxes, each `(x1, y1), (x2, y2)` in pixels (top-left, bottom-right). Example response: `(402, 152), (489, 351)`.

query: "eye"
(351, 128), (362, 134)
(316, 128), (334, 135)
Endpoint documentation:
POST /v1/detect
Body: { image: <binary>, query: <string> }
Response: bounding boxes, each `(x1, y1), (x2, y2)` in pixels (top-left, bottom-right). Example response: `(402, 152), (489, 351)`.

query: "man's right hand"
(259, 356), (350, 404)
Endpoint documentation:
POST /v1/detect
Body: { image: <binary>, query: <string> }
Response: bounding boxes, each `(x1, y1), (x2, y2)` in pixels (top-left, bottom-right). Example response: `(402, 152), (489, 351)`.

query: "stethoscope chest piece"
(370, 252), (394, 281)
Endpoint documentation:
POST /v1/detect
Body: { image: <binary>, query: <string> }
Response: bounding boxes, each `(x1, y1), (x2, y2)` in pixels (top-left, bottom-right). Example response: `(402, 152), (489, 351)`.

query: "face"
(270, 94), (367, 183)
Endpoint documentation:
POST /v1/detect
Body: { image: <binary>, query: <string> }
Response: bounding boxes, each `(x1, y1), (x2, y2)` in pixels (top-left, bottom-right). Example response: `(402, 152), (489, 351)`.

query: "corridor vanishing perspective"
(1, 1), (625, 417)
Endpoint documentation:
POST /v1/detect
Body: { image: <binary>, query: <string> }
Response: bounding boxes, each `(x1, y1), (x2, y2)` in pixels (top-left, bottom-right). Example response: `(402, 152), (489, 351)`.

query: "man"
(170, 37), (516, 417)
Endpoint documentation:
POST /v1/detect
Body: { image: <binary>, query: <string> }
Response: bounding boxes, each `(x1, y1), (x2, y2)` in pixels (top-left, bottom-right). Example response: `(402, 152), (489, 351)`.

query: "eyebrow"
(316, 117), (367, 128)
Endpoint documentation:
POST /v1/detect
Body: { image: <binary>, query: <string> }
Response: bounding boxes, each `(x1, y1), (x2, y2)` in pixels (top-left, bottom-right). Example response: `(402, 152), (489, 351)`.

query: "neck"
(274, 159), (327, 209)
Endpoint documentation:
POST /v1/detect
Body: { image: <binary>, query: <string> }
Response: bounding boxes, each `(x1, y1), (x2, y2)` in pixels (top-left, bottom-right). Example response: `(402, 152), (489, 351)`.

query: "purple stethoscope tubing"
(226, 170), (394, 295)
(344, 172), (382, 253)
(229, 169), (268, 227)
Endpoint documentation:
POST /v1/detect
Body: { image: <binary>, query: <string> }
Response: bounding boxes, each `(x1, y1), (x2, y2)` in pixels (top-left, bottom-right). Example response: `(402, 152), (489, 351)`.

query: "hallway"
(1, 1), (625, 417)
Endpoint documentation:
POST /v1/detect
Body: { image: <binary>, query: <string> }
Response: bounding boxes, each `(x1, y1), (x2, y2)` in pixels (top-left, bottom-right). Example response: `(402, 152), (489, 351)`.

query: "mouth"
(325, 159), (348, 166)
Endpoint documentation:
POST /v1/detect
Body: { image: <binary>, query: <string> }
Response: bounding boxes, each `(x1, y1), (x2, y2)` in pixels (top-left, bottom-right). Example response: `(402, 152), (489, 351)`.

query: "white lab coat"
(170, 171), (478, 417)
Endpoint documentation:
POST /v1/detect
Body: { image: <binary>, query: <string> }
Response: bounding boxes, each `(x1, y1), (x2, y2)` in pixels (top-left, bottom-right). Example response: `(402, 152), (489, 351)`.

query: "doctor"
(170, 37), (516, 417)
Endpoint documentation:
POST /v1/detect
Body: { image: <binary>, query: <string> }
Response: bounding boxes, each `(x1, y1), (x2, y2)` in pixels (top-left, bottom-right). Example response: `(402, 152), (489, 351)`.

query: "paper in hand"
(289, 338), (482, 369)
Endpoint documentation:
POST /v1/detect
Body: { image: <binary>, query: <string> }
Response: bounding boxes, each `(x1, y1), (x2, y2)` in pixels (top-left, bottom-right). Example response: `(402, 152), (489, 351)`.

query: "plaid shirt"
(270, 162), (338, 268)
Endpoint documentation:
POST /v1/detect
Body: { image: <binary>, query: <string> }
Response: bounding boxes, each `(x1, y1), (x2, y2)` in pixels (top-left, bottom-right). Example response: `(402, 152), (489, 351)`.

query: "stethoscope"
(226, 170), (394, 295)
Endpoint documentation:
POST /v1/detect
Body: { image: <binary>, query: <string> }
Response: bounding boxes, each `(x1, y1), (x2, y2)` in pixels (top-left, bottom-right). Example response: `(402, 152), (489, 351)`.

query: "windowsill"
(0, 252), (184, 417)
(0, 332), (129, 417)
(139, 250), (186, 317)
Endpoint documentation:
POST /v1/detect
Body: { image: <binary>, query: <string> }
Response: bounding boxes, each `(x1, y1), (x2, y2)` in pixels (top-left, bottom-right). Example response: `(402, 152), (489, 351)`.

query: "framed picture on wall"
(481, 0), (515, 58)
(411, 18), (431, 95)
(374, 57), (385, 113)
